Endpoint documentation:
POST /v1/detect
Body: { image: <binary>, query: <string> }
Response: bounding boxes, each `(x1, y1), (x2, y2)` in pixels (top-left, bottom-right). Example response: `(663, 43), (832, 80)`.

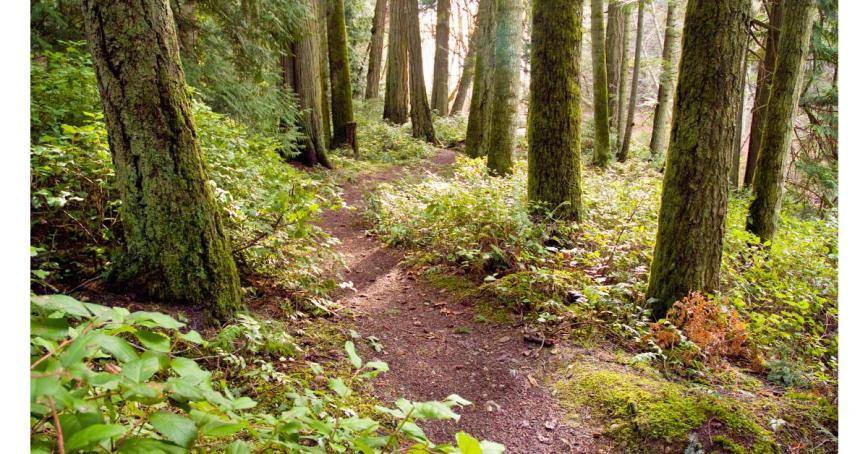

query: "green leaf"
(122, 356), (161, 383)
(398, 421), (429, 443)
(479, 440), (506, 454)
(345, 341), (362, 369)
(31, 316), (69, 340)
(118, 438), (188, 454)
(339, 416), (379, 432)
(224, 440), (253, 454)
(58, 412), (103, 441)
(65, 423), (125, 451)
(128, 311), (184, 330)
(190, 410), (244, 437)
(445, 394), (472, 406)
(150, 412), (198, 448)
(171, 357), (210, 385)
(59, 331), (97, 367)
(32, 294), (91, 318)
(179, 330), (205, 345)
(412, 401), (460, 421)
(328, 377), (351, 397)
(91, 334), (139, 362)
(134, 329), (171, 352)
(456, 432), (482, 454)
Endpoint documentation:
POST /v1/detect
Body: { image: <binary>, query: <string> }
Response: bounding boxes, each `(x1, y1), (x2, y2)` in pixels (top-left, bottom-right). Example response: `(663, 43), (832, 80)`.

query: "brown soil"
(320, 150), (596, 453)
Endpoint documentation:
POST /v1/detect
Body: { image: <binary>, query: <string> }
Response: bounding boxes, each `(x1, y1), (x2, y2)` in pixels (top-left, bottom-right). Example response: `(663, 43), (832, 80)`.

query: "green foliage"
(366, 157), (838, 384)
(30, 295), (504, 453)
(349, 100), (439, 163)
(30, 48), (340, 297)
(433, 114), (469, 148)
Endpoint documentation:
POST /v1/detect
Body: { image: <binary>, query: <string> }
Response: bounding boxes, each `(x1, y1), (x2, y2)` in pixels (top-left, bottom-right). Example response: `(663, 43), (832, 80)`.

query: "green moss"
(556, 364), (777, 453)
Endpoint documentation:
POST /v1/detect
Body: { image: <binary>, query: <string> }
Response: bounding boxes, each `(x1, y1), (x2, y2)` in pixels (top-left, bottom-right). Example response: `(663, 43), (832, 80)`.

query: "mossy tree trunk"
(407, 0), (439, 144)
(747, 0), (816, 243)
(384, 0), (409, 124)
(744, 0), (783, 186)
(327, 0), (356, 148)
(646, 0), (750, 318)
(731, 44), (750, 187)
(616, 5), (631, 145)
(465, 0), (497, 158)
(617, 0), (643, 162)
(486, 0), (523, 176)
(291, 0), (333, 168)
(450, 24), (478, 116)
(430, 0), (451, 115)
(170, 0), (198, 61)
(528, 0), (584, 220)
(365, 0), (388, 99)
(604, 1), (626, 128)
(590, 0), (611, 167)
(318, 0), (332, 145)
(82, 0), (242, 321)
(649, 0), (681, 159)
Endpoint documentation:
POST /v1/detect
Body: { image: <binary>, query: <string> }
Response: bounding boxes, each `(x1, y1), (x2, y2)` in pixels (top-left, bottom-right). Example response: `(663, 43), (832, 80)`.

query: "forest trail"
(319, 150), (596, 453)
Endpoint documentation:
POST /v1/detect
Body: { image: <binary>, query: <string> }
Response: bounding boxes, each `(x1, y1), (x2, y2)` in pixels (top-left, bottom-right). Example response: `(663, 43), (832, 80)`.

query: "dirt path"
(319, 150), (595, 453)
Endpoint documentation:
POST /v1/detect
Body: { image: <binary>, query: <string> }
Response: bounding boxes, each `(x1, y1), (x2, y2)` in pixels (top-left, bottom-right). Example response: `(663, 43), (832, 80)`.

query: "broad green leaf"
(231, 396), (257, 410)
(445, 394), (472, 406)
(328, 377), (351, 397)
(128, 311), (184, 330)
(399, 421), (428, 443)
(166, 377), (205, 402)
(122, 356), (161, 383)
(413, 401), (460, 421)
(190, 410), (245, 437)
(345, 341), (362, 369)
(31, 316), (69, 340)
(150, 412), (198, 448)
(456, 432), (482, 454)
(59, 331), (97, 367)
(91, 334), (138, 362)
(480, 440), (506, 454)
(171, 357), (210, 384)
(339, 416), (379, 432)
(32, 294), (91, 318)
(65, 423), (125, 451)
(118, 438), (187, 454)
(58, 412), (103, 442)
(134, 329), (171, 352)
(179, 330), (205, 345)
(224, 440), (253, 454)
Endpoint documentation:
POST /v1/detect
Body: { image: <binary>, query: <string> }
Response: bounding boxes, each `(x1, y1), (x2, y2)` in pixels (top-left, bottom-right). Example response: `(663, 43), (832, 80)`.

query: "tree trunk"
(327, 0), (356, 148)
(465, 0), (497, 158)
(744, 0), (783, 186)
(590, 0), (611, 167)
(649, 0), (681, 159)
(430, 0), (451, 115)
(384, 0), (409, 124)
(604, 1), (625, 128)
(747, 0), (816, 243)
(291, 0), (333, 168)
(171, 0), (198, 61)
(407, 0), (439, 144)
(450, 24), (478, 116)
(82, 0), (242, 321)
(646, 0), (750, 318)
(365, 0), (388, 99)
(731, 43), (750, 187)
(486, 0), (522, 175)
(617, 0), (643, 162)
(616, 5), (631, 146)
(318, 0), (332, 145)
(528, 0), (584, 220)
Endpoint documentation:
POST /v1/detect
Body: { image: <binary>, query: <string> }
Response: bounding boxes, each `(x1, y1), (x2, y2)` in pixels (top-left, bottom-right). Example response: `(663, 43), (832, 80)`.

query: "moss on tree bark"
(590, 0), (611, 167)
(450, 24), (478, 116)
(747, 0), (816, 243)
(430, 0), (451, 115)
(327, 0), (356, 148)
(486, 0), (523, 176)
(649, 0), (681, 159)
(465, 0), (497, 158)
(528, 0), (584, 220)
(646, 0), (750, 318)
(365, 0), (388, 99)
(83, 0), (242, 321)
(617, 0), (644, 162)
(407, 0), (439, 144)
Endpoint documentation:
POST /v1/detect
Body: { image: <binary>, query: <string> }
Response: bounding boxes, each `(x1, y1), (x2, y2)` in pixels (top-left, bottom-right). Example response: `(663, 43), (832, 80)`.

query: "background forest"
(27, 0), (839, 452)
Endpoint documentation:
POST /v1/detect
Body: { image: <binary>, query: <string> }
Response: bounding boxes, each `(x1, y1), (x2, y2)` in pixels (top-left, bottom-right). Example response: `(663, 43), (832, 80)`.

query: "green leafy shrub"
(30, 295), (505, 453)
(30, 42), (100, 140)
(351, 99), (438, 163)
(433, 114), (468, 148)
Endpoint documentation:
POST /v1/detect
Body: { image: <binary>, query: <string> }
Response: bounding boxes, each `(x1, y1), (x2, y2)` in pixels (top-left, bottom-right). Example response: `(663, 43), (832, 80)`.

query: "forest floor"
(319, 149), (597, 453)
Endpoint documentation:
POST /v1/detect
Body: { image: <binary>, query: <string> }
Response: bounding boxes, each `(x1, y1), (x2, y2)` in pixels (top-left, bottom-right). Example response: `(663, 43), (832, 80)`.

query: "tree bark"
(590, 0), (611, 167)
(82, 0), (242, 320)
(744, 0), (783, 186)
(731, 43), (750, 187)
(747, 0), (816, 243)
(528, 0), (584, 220)
(604, 1), (626, 128)
(616, 5), (631, 146)
(617, 0), (643, 162)
(327, 0), (356, 148)
(365, 0), (388, 99)
(465, 0), (497, 158)
(407, 0), (438, 144)
(646, 0), (750, 318)
(318, 0), (332, 145)
(649, 0), (681, 159)
(430, 0), (451, 115)
(383, 0), (409, 124)
(486, 0), (522, 175)
(170, 0), (198, 61)
(449, 24), (478, 116)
